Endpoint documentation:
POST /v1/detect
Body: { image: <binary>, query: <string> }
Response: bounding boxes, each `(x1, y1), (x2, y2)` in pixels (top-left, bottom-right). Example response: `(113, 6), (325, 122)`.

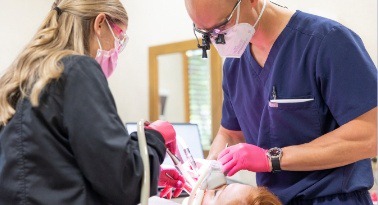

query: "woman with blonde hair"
(0, 1), (180, 204)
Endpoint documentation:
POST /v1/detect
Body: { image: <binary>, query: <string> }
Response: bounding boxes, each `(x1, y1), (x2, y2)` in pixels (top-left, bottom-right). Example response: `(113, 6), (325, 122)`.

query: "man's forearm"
(281, 107), (377, 171)
(207, 134), (231, 160)
(207, 128), (245, 160)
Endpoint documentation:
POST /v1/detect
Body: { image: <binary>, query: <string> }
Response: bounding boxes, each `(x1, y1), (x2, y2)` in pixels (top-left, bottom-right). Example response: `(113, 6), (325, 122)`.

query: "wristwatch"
(266, 147), (283, 172)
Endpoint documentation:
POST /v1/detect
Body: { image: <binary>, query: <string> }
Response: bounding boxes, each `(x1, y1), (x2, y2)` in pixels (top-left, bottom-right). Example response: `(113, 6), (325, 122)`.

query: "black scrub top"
(0, 55), (166, 205)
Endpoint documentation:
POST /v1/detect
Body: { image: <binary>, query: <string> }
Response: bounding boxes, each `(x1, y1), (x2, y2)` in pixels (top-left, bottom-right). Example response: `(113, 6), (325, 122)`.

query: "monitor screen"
(125, 122), (204, 166)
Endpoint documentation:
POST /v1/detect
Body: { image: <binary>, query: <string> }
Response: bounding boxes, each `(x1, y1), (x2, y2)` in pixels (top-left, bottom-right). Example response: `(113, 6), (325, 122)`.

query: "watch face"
(269, 147), (282, 157)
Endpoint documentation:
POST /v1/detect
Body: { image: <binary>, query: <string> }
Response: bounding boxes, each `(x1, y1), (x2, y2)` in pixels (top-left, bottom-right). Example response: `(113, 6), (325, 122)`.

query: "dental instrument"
(164, 172), (193, 194)
(166, 149), (196, 187)
(177, 135), (199, 176)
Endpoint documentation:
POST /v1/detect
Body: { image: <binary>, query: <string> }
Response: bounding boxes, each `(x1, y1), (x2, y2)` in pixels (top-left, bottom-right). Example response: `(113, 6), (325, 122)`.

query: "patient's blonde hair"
(230, 186), (282, 205)
(0, 0), (128, 125)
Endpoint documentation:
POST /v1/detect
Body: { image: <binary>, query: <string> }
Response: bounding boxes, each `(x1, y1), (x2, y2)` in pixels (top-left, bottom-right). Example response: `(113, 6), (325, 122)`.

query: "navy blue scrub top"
(221, 11), (377, 204)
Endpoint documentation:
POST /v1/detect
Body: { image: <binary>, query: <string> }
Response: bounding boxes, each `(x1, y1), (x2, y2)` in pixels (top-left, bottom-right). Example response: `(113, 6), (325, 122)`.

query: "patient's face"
(202, 183), (252, 205)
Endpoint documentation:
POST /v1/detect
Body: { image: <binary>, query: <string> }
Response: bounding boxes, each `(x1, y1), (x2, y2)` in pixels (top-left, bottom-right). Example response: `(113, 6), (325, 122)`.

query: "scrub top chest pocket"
(267, 88), (321, 146)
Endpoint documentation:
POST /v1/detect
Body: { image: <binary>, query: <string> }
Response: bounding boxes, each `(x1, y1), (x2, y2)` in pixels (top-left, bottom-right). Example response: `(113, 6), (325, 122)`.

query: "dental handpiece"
(166, 149), (196, 187)
(177, 135), (199, 176)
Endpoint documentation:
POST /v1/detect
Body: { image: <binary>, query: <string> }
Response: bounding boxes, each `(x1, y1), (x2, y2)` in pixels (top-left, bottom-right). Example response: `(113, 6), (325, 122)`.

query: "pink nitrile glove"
(371, 191), (377, 202)
(145, 120), (177, 154)
(158, 165), (186, 199)
(217, 143), (270, 176)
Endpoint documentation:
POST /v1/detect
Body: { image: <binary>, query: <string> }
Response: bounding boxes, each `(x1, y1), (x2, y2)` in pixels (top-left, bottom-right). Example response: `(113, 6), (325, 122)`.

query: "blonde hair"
(0, 0), (128, 125)
(230, 186), (282, 205)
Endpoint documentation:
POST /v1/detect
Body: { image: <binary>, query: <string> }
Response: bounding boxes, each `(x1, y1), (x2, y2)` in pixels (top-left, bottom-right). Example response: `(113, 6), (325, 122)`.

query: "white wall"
(0, 1), (376, 123)
(276, 0), (377, 68)
(158, 53), (185, 122)
(0, 1), (52, 75)
(108, 0), (194, 122)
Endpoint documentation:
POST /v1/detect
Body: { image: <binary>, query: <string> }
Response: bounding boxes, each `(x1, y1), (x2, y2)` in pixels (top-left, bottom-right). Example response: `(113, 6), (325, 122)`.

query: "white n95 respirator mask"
(210, 0), (267, 58)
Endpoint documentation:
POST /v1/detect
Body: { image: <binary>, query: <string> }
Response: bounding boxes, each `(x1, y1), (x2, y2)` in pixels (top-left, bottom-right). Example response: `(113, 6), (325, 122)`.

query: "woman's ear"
(93, 13), (107, 37)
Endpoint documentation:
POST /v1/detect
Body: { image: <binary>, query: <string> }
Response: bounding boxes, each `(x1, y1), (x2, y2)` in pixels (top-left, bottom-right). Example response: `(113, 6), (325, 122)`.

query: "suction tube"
(187, 163), (212, 205)
(137, 119), (150, 205)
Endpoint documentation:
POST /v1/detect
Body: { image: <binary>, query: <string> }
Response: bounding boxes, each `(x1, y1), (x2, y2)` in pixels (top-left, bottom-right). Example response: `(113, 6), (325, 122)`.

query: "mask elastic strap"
(96, 36), (103, 50)
(253, 0), (267, 27)
(105, 19), (118, 41)
(96, 19), (114, 52)
(236, 1), (241, 24)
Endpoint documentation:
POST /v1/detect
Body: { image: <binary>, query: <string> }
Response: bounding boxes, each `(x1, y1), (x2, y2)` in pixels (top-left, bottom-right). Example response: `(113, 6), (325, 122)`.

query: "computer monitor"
(125, 122), (205, 166)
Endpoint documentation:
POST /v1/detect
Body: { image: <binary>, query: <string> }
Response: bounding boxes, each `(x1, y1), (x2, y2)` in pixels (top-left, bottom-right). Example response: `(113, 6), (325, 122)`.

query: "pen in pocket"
(272, 86), (277, 100)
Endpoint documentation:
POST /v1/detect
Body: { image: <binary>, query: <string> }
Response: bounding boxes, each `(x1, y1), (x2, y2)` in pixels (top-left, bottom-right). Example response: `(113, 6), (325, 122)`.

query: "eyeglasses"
(194, 0), (242, 35)
(106, 18), (129, 53)
(193, 0), (242, 58)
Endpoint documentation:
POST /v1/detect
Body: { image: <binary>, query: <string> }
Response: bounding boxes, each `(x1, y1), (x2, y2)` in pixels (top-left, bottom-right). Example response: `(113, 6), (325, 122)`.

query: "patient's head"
(202, 183), (281, 205)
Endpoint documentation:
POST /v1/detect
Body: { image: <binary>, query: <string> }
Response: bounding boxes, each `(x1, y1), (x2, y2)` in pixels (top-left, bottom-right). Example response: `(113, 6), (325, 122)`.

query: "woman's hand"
(145, 120), (177, 154)
(158, 165), (186, 199)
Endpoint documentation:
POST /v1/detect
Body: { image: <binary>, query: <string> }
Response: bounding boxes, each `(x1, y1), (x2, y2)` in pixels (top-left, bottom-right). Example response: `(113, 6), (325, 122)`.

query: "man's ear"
(93, 13), (107, 37)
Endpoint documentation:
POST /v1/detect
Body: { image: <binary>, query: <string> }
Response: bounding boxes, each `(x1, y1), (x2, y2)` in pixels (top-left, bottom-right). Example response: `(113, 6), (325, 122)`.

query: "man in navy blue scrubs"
(184, 0), (377, 204)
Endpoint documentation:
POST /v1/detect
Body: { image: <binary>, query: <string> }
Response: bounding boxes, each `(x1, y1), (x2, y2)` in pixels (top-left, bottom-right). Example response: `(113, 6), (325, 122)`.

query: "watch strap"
(271, 157), (281, 172)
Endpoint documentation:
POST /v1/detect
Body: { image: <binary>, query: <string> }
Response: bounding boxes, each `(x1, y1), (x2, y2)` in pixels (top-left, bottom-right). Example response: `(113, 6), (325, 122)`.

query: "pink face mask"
(95, 19), (124, 78)
(95, 37), (119, 78)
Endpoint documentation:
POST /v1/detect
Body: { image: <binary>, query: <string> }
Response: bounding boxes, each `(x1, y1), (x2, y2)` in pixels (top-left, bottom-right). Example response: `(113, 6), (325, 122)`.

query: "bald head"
(184, 0), (238, 30)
